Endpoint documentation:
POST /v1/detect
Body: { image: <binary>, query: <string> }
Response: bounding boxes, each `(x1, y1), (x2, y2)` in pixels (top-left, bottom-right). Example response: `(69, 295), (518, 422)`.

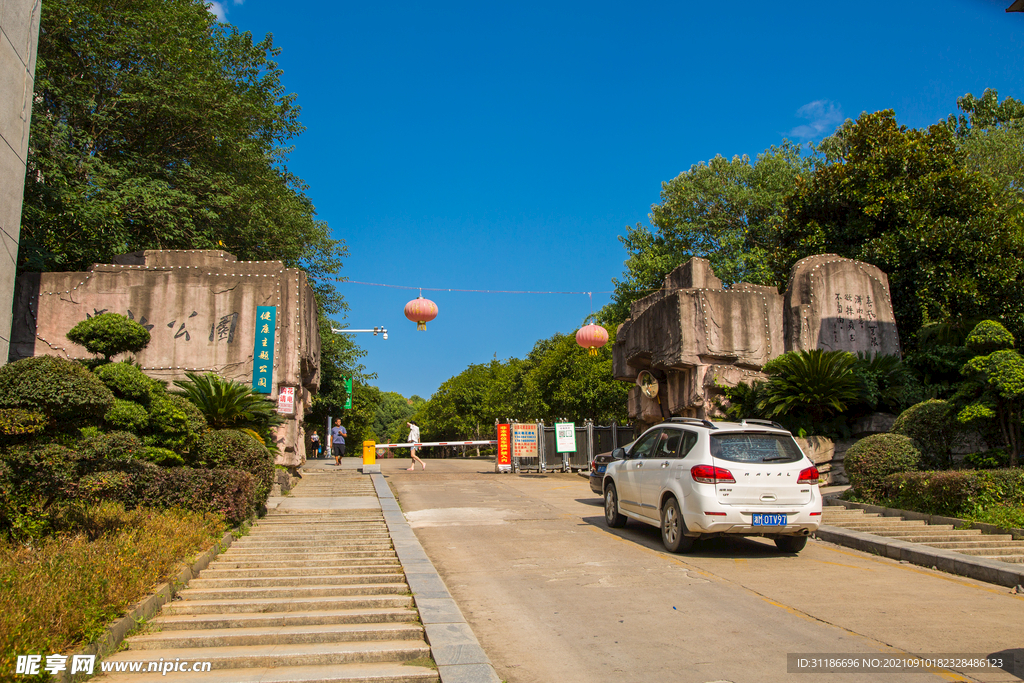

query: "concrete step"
(975, 554), (1024, 563)
(190, 574), (405, 589)
(860, 528), (981, 538)
(830, 522), (938, 532)
(238, 531), (392, 540)
(869, 533), (989, 543)
(231, 541), (394, 550)
(919, 539), (1019, 550)
(178, 583), (409, 601)
(166, 595), (414, 615)
(91, 661), (438, 683)
(218, 551), (398, 561)
(100, 640), (430, 669)
(128, 622), (424, 650)
(210, 558), (398, 570)
(200, 564), (402, 579)
(928, 545), (1024, 557)
(151, 608), (420, 632)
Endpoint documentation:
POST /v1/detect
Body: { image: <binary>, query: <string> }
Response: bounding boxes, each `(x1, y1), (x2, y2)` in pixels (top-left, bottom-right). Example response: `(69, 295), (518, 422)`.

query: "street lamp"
(331, 326), (388, 340)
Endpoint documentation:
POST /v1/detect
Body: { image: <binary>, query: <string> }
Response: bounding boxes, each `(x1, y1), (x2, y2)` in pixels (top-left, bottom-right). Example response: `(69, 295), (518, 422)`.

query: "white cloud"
(207, 0), (241, 21)
(787, 100), (845, 140)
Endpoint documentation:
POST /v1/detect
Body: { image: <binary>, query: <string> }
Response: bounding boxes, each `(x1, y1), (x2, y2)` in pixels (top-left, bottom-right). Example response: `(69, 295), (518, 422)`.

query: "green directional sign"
(343, 376), (353, 409)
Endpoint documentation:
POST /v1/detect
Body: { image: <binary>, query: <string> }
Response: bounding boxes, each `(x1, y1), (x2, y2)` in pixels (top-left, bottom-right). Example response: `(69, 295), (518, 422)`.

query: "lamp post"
(331, 326), (388, 340)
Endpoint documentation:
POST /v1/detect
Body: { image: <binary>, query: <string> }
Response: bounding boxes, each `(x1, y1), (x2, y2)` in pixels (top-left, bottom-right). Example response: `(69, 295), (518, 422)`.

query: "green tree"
(22, 0), (342, 285)
(771, 110), (1024, 344)
(761, 349), (861, 426)
(602, 143), (810, 325)
(954, 321), (1024, 465)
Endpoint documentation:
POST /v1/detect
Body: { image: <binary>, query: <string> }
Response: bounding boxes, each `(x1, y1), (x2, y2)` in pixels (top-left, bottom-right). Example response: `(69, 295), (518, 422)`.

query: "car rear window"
(709, 433), (803, 464)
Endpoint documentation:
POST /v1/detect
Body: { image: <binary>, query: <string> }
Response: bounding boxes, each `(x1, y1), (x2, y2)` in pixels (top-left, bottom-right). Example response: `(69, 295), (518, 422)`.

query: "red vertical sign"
(497, 423), (512, 466)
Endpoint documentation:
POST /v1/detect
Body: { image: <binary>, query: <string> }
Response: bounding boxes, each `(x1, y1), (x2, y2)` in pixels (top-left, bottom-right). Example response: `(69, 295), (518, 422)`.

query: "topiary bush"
(147, 393), (207, 454)
(0, 356), (114, 425)
(0, 408), (48, 438)
(94, 362), (157, 402)
(66, 313), (151, 361)
(843, 433), (922, 500)
(137, 446), (185, 467)
(196, 429), (274, 504)
(104, 399), (149, 432)
(76, 431), (144, 471)
(891, 399), (963, 468)
(0, 443), (82, 538)
(965, 320), (1015, 356)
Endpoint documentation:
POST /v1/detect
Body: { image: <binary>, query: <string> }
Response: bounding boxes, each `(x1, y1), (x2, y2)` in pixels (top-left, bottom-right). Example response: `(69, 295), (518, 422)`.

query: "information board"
(511, 422), (538, 460)
(252, 306), (276, 393)
(277, 386), (295, 415)
(555, 422), (576, 453)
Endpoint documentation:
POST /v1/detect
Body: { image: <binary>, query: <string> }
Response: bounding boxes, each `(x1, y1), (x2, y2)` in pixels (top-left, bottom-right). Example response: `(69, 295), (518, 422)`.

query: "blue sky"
(213, 0), (1024, 400)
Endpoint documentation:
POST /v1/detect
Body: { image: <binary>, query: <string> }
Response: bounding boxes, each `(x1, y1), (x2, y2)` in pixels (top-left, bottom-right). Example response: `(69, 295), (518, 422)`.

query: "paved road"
(378, 458), (1024, 683)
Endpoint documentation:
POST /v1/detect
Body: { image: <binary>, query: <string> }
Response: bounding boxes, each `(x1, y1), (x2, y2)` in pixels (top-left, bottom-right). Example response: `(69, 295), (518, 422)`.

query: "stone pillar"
(0, 0), (41, 363)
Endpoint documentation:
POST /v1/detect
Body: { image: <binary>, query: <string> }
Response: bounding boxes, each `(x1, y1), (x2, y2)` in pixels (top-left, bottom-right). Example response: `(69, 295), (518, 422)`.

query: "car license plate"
(752, 513), (787, 526)
(597, 465), (606, 473)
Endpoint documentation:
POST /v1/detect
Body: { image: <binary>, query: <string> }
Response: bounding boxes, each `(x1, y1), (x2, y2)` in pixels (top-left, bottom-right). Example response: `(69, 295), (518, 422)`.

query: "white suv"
(602, 418), (822, 553)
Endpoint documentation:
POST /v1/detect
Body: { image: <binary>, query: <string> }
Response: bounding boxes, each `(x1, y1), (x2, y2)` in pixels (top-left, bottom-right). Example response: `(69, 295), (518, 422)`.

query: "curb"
(62, 520), (249, 682)
(817, 500), (1024, 589)
(371, 473), (502, 683)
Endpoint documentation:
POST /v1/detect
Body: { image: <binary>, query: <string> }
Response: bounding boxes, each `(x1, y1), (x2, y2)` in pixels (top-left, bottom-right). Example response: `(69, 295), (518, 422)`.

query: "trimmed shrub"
(891, 399), (963, 468)
(148, 393), (207, 454)
(104, 399), (150, 432)
(0, 408), (47, 437)
(0, 443), (82, 538)
(134, 467), (258, 524)
(0, 355), (114, 425)
(94, 362), (156, 402)
(196, 429), (274, 504)
(66, 313), (151, 361)
(963, 448), (1010, 470)
(137, 446), (185, 467)
(876, 468), (1024, 519)
(843, 433), (922, 499)
(965, 320), (1015, 355)
(77, 431), (144, 469)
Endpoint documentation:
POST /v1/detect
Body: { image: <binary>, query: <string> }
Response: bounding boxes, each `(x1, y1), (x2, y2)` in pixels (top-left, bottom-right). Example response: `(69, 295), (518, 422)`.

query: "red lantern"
(576, 324), (608, 356)
(404, 296), (438, 331)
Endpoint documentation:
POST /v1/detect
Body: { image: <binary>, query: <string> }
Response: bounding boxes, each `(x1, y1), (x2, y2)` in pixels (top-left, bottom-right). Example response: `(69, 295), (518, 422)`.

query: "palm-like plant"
(174, 372), (284, 443)
(761, 349), (860, 423)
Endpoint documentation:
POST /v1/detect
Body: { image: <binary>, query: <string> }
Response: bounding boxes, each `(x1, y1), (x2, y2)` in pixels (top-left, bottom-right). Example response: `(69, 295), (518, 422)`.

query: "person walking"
(406, 421), (425, 471)
(331, 419), (347, 465)
(309, 430), (322, 459)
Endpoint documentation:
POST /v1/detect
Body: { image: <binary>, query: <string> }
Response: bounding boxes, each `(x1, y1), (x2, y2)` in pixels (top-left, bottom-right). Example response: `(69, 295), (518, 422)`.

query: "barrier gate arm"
(373, 440), (497, 448)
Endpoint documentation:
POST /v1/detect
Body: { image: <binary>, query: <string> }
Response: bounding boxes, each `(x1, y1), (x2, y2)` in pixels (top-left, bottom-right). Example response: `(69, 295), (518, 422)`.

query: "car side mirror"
(611, 447), (626, 460)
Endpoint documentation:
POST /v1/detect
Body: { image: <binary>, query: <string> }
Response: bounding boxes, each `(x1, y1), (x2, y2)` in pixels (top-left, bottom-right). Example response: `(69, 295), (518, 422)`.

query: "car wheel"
(604, 483), (627, 528)
(661, 497), (696, 553)
(775, 535), (808, 553)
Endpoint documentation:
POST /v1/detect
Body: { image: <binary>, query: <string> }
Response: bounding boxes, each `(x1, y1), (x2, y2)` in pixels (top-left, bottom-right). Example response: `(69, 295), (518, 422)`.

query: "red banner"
(497, 423), (512, 466)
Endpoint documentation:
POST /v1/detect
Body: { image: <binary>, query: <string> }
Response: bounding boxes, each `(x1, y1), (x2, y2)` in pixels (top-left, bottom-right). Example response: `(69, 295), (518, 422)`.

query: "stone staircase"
(822, 507), (1024, 564)
(95, 473), (438, 683)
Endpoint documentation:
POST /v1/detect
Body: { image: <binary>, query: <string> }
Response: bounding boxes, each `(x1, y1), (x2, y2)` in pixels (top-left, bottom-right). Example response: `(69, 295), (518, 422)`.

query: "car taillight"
(690, 464), (735, 484)
(798, 466), (820, 484)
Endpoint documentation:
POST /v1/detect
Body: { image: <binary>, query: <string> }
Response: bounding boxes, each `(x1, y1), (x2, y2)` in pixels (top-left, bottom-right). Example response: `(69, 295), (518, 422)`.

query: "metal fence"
(504, 421), (634, 473)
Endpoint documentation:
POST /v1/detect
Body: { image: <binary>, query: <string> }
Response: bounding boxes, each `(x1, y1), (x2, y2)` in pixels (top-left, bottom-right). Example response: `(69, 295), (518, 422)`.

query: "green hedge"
(876, 469), (1024, 519)
(134, 468), (258, 525)
(196, 430), (274, 504)
(0, 356), (114, 425)
(843, 433), (922, 498)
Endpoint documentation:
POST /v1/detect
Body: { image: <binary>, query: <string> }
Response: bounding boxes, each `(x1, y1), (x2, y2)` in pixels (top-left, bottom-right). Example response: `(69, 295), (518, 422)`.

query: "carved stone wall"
(614, 255), (900, 431)
(10, 250), (320, 466)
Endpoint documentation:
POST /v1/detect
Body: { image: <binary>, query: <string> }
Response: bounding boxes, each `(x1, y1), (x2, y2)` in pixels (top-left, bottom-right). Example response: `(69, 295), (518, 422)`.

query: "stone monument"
(613, 254), (899, 431)
(10, 250), (320, 466)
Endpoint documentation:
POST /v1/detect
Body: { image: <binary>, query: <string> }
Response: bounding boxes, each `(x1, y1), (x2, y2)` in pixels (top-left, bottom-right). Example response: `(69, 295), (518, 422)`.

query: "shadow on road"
(579, 514), (802, 559)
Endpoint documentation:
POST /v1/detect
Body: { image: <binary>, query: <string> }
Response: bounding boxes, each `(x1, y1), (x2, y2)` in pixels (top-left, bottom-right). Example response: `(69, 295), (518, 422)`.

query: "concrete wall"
(0, 0), (41, 363)
(10, 250), (321, 467)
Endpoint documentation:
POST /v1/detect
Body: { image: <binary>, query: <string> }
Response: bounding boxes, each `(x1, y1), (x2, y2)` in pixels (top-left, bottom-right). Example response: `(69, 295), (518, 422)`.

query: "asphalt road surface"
(378, 458), (1024, 683)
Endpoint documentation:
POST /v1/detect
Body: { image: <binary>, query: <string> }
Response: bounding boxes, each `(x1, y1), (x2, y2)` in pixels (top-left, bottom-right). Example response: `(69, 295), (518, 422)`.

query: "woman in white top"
(406, 422), (425, 471)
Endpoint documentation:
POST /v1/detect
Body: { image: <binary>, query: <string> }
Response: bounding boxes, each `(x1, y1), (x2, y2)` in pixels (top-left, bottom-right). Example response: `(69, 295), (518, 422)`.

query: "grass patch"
(403, 655), (437, 669)
(0, 503), (224, 678)
(964, 504), (1024, 531)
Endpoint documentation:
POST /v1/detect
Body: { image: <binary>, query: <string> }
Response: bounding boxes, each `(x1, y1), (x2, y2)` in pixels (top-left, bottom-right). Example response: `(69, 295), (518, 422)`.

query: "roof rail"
(668, 417), (718, 430)
(740, 418), (786, 430)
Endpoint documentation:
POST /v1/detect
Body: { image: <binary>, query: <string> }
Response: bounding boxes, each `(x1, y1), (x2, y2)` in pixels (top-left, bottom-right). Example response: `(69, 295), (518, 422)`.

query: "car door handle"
(637, 462), (643, 468)
(661, 461), (669, 468)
